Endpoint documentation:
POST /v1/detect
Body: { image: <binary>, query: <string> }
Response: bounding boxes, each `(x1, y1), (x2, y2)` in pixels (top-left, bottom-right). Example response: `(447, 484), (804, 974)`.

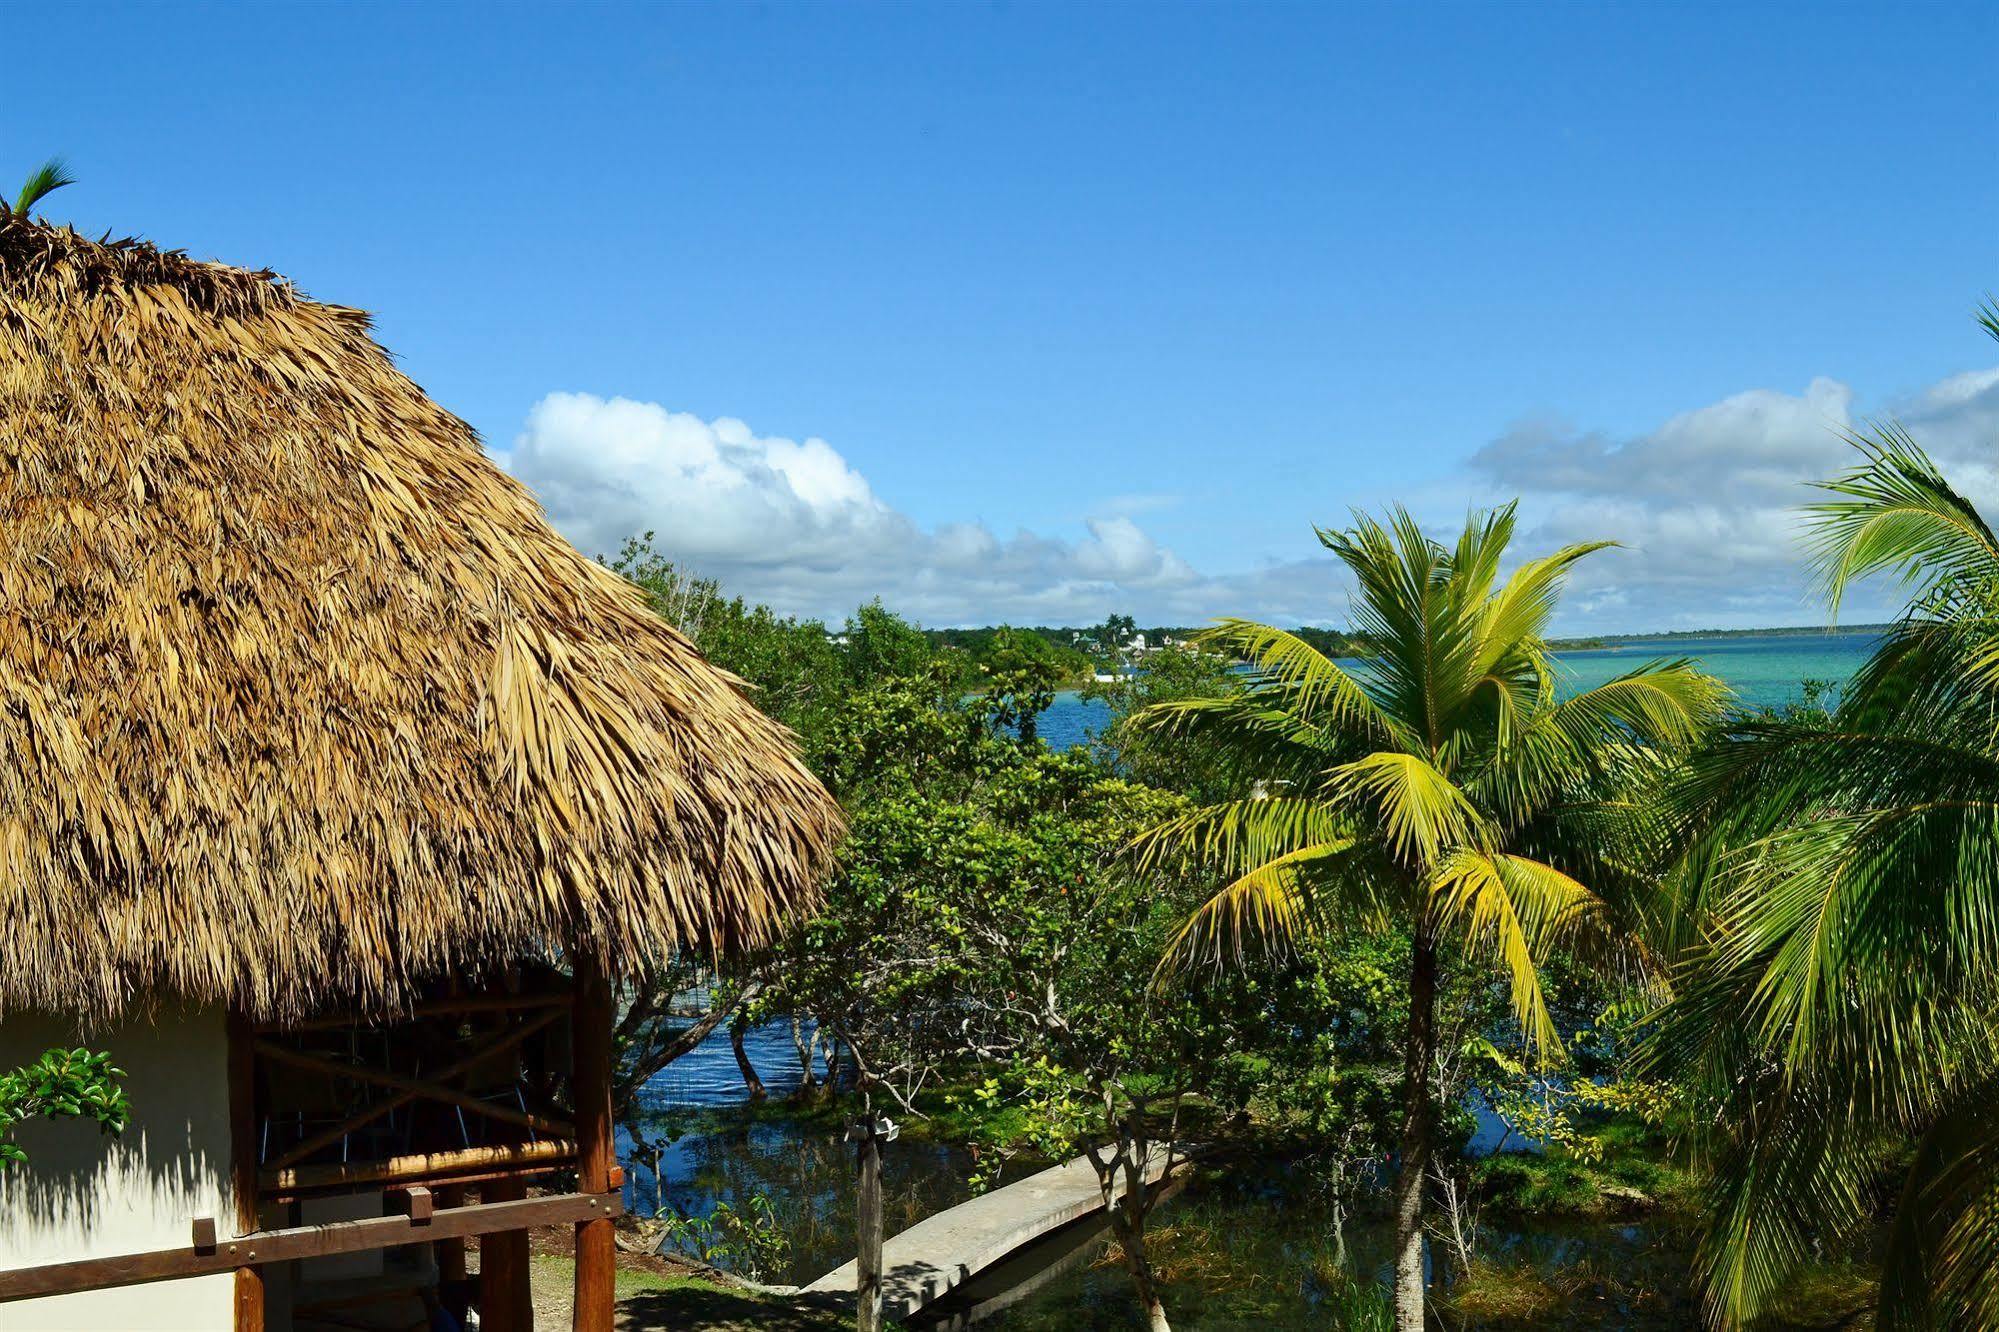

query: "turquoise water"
(1554, 630), (1876, 712)
(1037, 630), (1879, 752)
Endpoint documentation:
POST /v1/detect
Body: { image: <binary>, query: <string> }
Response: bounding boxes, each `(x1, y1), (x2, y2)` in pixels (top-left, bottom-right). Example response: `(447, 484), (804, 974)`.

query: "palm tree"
(1136, 504), (1724, 1331)
(1651, 308), (1999, 1329)
(0, 157), (73, 221)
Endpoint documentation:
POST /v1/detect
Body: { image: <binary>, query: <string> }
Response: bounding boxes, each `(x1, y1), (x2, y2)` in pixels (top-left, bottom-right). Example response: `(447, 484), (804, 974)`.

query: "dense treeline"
(606, 531), (1689, 1329)
(608, 307), (1999, 1332)
(927, 620), (1368, 666)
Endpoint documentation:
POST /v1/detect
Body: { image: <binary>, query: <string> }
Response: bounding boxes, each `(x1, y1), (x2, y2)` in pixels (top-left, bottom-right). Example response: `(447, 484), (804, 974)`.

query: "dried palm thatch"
(0, 218), (842, 1025)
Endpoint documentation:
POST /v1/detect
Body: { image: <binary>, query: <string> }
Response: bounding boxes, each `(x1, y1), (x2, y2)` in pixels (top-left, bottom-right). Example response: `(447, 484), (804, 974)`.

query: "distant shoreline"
(1546, 623), (1891, 650)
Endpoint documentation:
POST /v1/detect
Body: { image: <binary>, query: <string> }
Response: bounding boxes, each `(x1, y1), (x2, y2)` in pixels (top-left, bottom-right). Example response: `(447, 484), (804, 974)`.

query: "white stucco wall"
(0, 1005), (236, 1330)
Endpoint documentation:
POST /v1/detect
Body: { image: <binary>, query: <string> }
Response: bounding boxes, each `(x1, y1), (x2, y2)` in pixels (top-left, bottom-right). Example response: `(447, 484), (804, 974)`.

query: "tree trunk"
(1108, 1172), (1170, 1332)
(1393, 929), (1438, 1332)
(824, 1037), (845, 1093)
(792, 1018), (820, 1096)
(610, 977), (759, 1121)
(731, 1017), (766, 1101)
(1104, 1106), (1171, 1332)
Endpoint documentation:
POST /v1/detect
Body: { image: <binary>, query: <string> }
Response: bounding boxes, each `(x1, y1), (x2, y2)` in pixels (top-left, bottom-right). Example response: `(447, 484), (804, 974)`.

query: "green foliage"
(1085, 641), (1247, 803)
(770, 667), (1196, 1123)
(843, 599), (937, 690)
(1464, 990), (1682, 1172)
(971, 626), (1064, 745)
(0, 157), (73, 219)
(0, 1048), (130, 1170)
(1639, 312), (1999, 1330)
(643, 1194), (792, 1283)
(1319, 1272), (1395, 1332)
(926, 623), (1093, 690)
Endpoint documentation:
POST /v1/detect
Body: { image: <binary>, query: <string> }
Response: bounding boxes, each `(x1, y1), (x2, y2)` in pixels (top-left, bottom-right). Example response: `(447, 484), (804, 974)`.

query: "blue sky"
(17, 2), (1999, 630)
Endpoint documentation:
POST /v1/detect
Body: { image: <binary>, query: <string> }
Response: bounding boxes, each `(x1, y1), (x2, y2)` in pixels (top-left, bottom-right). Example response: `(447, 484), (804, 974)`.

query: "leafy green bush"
(0, 1048), (130, 1169)
(644, 1194), (791, 1283)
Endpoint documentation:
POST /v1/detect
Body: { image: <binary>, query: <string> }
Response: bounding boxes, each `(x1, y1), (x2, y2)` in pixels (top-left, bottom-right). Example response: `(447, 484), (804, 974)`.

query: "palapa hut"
(0, 214), (842, 1331)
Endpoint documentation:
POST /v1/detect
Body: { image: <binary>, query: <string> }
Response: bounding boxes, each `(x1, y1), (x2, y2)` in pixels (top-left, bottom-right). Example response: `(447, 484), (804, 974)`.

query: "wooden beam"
(260, 992), (572, 1033)
(226, 1009), (264, 1332)
(571, 954), (616, 1332)
(254, 1039), (574, 1138)
(266, 1009), (566, 1171)
(0, 1192), (621, 1304)
(260, 1138), (577, 1194)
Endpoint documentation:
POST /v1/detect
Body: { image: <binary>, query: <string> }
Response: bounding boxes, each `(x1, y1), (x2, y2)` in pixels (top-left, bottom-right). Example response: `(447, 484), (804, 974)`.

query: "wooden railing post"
(226, 1009), (264, 1332)
(856, 1126), (882, 1332)
(571, 953), (616, 1332)
(478, 1177), (532, 1332)
(850, 1112), (896, 1332)
(434, 1183), (469, 1322)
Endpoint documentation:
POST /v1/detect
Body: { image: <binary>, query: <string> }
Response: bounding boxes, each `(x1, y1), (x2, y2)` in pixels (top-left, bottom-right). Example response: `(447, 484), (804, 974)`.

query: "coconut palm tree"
(0, 157), (72, 220)
(1652, 308), (1999, 1328)
(1136, 503), (1725, 1331)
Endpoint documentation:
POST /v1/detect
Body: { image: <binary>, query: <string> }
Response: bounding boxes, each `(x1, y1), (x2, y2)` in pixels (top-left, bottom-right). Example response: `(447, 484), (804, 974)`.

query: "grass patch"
(526, 1254), (845, 1331)
(1448, 1258), (1570, 1322)
(1473, 1117), (1700, 1220)
(1754, 1259), (1876, 1329)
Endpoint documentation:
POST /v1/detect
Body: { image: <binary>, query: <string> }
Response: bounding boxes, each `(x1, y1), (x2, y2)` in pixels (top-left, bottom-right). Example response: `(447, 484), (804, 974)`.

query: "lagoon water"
(1034, 629), (1879, 753)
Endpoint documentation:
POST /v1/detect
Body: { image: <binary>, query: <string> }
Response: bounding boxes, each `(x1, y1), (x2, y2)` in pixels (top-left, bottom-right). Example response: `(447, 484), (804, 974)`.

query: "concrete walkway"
(800, 1146), (1184, 1322)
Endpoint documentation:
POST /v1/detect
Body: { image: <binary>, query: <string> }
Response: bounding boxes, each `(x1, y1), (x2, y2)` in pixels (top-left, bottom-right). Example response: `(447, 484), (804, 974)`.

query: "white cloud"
(1469, 361), (1999, 631)
(498, 393), (907, 574)
(501, 393), (1241, 625)
(501, 352), (1999, 634)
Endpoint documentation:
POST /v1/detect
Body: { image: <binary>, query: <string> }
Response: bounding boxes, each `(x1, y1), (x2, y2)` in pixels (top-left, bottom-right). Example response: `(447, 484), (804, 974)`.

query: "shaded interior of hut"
(249, 963), (581, 1332)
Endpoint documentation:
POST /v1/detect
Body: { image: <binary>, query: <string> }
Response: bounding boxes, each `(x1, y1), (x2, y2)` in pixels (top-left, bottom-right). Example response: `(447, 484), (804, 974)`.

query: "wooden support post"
(478, 1177), (532, 1332)
(571, 953), (616, 1332)
(855, 1120), (884, 1332)
(434, 1184), (470, 1324)
(226, 1009), (265, 1332)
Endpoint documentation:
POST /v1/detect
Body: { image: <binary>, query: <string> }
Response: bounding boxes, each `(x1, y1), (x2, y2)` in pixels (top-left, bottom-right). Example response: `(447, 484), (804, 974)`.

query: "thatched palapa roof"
(0, 217), (842, 1024)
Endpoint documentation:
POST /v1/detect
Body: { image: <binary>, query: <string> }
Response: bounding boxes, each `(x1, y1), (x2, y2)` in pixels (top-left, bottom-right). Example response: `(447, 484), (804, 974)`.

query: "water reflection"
(945, 1164), (1706, 1330)
(628, 1023), (1705, 1326)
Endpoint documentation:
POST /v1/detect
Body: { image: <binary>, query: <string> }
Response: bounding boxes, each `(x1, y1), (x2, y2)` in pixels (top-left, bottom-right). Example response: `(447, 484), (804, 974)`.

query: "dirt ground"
(495, 1221), (846, 1331)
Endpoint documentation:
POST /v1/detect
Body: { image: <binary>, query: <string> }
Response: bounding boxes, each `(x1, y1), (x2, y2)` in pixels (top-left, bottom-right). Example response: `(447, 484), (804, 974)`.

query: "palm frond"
(1429, 850), (1601, 1055)
(4, 157), (73, 218)
(1480, 663), (1727, 827)
(1882, 1081), (1999, 1331)
(1131, 795), (1352, 880)
(1806, 428), (1999, 615)
(1126, 693), (1341, 787)
(1155, 840), (1362, 978)
(1473, 539), (1617, 680)
(1184, 618), (1402, 744)
(1327, 750), (1485, 865)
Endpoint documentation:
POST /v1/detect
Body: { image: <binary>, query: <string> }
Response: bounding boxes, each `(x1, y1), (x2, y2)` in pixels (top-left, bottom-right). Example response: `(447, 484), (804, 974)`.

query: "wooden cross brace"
(259, 1009), (572, 1174)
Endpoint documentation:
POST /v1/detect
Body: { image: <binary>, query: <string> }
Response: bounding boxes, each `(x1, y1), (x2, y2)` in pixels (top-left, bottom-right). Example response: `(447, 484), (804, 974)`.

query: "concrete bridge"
(799, 1146), (1186, 1323)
